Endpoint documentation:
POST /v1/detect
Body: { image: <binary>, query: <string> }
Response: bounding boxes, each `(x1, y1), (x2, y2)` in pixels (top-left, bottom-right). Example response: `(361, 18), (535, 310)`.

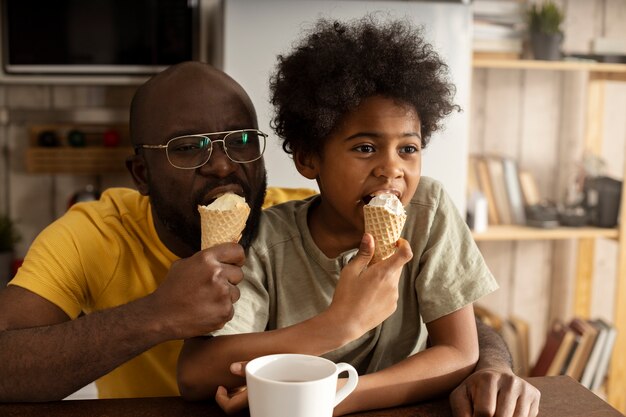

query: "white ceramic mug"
(245, 353), (359, 417)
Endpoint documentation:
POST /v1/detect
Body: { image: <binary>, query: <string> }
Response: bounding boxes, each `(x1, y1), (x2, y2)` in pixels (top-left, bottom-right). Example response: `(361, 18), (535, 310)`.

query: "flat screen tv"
(1, 0), (199, 75)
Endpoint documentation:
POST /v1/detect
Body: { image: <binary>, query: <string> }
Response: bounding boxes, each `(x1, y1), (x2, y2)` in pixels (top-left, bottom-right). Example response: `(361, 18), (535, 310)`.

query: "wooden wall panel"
(519, 70), (562, 199)
(514, 69), (564, 363)
(592, 240), (618, 322)
(601, 82), (626, 178)
(476, 241), (514, 319)
(510, 241), (553, 363)
(604, 0), (626, 39)
(549, 241), (577, 322)
(482, 69), (523, 157)
(556, 72), (587, 206)
(562, 0), (603, 54)
(593, 81), (626, 324)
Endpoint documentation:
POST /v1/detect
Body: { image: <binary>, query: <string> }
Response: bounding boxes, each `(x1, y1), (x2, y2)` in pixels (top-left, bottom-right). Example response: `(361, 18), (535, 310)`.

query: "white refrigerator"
(221, 0), (472, 212)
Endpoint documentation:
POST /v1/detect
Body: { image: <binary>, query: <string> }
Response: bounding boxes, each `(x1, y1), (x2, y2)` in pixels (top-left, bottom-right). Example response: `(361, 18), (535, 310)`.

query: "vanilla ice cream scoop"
(363, 193), (407, 263)
(367, 193), (405, 215)
(198, 193), (250, 249)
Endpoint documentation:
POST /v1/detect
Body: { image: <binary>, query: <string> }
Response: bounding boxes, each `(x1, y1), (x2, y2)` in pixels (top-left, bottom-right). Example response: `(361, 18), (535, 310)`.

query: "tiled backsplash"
(0, 84), (138, 259)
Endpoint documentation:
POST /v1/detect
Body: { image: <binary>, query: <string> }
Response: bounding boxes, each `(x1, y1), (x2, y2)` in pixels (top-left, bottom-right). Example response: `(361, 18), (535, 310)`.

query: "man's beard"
(150, 172), (267, 254)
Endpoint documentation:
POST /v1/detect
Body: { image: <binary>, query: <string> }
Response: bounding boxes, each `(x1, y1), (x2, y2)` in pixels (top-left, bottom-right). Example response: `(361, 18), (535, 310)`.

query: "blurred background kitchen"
(0, 0), (625, 410)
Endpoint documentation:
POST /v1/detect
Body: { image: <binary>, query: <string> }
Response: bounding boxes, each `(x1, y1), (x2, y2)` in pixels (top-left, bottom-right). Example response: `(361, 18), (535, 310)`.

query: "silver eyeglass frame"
(135, 128), (267, 169)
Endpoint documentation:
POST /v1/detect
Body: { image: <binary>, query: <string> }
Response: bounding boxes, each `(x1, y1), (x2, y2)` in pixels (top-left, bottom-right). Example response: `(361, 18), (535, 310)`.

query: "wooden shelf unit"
(474, 58), (626, 76)
(472, 225), (619, 241)
(26, 124), (132, 174)
(26, 147), (133, 174)
(471, 59), (626, 413)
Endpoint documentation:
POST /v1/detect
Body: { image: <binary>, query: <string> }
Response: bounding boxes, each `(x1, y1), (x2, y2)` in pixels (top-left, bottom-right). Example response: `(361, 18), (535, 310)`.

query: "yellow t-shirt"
(9, 188), (181, 398)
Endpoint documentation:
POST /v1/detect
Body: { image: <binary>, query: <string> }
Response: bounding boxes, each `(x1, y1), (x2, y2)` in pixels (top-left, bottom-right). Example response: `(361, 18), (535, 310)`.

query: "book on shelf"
(502, 157), (526, 225)
(590, 319), (618, 391)
(531, 317), (617, 386)
(565, 318), (599, 381)
(467, 154), (481, 198)
(472, 0), (525, 57)
(546, 326), (578, 376)
(473, 38), (524, 55)
(531, 320), (567, 377)
(485, 155), (513, 224)
(473, 155), (500, 225)
(473, 19), (525, 40)
(518, 170), (541, 206)
(580, 319), (611, 388)
(472, 0), (525, 18)
(470, 154), (531, 225)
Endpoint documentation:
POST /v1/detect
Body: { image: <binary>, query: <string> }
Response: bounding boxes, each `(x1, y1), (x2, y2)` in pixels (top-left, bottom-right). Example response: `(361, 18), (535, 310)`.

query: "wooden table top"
(0, 376), (622, 417)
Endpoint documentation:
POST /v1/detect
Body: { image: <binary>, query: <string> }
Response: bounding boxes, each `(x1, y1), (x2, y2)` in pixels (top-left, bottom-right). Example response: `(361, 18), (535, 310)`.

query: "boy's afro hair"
(270, 15), (460, 157)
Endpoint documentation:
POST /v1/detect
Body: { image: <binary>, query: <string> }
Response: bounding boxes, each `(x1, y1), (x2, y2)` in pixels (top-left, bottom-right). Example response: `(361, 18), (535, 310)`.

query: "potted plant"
(0, 214), (21, 284)
(527, 1), (565, 61)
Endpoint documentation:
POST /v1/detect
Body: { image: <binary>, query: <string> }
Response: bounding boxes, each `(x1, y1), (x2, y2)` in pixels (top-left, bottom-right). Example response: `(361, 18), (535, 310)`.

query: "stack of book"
(468, 154), (538, 226)
(531, 318), (617, 391)
(472, 0), (527, 60)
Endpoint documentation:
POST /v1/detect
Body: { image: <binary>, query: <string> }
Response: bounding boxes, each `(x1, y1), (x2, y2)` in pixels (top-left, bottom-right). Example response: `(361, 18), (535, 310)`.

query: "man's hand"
(326, 234), (413, 341)
(148, 242), (245, 339)
(449, 368), (540, 417)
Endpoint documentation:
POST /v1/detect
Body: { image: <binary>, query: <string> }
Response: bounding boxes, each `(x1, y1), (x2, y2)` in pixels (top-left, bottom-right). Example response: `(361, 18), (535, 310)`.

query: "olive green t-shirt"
(219, 177), (498, 374)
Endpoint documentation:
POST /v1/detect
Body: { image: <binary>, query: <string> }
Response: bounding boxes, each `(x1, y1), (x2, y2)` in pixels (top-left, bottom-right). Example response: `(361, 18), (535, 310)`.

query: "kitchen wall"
(221, 0), (473, 211)
(0, 85), (137, 257)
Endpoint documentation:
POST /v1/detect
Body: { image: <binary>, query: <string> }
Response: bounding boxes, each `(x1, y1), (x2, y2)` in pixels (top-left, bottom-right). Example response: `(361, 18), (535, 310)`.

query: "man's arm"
(449, 318), (541, 417)
(177, 236), (413, 400)
(0, 245), (244, 402)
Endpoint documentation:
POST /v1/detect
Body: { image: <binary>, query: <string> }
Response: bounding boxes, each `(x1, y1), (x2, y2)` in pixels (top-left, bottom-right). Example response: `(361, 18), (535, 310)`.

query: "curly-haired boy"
(178, 16), (538, 416)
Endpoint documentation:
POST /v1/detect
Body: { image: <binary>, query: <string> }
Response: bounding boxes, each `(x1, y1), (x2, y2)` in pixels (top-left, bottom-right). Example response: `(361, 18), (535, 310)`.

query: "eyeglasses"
(135, 129), (267, 169)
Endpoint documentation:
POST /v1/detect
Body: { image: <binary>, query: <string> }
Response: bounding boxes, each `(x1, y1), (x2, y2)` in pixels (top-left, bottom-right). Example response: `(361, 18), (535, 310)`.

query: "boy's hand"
(328, 234), (413, 341)
(215, 362), (249, 415)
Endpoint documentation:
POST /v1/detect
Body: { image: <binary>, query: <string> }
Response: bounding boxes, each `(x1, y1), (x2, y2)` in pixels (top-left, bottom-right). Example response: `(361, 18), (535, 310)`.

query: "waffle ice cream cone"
(198, 193), (250, 249)
(363, 193), (407, 264)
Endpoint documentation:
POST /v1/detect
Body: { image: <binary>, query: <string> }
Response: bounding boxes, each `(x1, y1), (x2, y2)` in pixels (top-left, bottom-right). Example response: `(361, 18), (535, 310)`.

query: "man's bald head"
(130, 61), (257, 147)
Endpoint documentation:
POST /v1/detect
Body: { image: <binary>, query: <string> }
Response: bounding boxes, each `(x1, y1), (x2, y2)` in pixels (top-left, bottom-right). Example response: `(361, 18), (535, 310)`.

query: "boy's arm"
(177, 236), (413, 399)
(448, 319), (541, 417)
(332, 305), (478, 415)
(216, 316), (540, 417)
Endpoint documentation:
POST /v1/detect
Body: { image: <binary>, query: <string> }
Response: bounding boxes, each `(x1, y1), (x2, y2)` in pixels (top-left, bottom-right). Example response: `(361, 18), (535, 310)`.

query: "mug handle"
(334, 362), (359, 407)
